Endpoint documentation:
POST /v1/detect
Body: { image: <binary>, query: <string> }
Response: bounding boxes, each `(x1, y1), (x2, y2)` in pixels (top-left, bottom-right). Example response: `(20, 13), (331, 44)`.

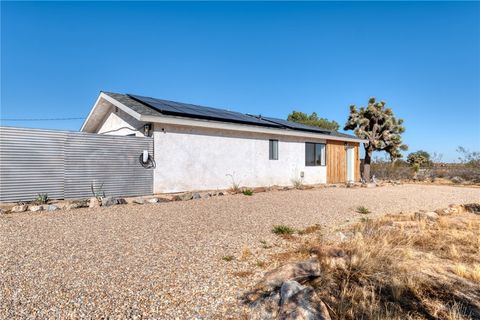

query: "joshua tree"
(344, 97), (407, 181)
(407, 150), (432, 168)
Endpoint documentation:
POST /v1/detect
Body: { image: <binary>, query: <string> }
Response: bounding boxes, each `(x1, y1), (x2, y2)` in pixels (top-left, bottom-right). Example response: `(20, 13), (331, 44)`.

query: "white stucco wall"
(97, 108), (144, 137)
(153, 124), (327, 193)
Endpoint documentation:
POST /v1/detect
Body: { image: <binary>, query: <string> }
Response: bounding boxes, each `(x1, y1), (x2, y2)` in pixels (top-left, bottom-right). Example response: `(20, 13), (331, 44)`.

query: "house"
(81, 92), (366, 193)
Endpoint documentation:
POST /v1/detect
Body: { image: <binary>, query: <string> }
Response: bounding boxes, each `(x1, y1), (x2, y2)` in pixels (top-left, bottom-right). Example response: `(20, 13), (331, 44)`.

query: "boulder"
(29, 205), (43, 212)
(11, 205), (28, 213)
(279, 281), (331, 320)
(262, 258), (321, 289)
(66, 200), (89, 210)
(157, 195), (173, 202)
(132, 198), (145, 204)
(101, 197), (117, 207)
(147, 198), (159, 204)
(192, 192), (201, 200)
(414, 211), (439, 221)
(116, 198), (128, 205)
(179, 192), (193, 201)
(464, 203), (480, 214)
(45, 204), (60, 211)
(89, 197), (100, 208)
(248, 291), (281, 320)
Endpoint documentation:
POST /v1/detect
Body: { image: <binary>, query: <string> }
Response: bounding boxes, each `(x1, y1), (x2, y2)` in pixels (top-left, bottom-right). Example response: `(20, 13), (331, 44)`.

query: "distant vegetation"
(371, 147), (480, 184)
(287, 111), (340, 131)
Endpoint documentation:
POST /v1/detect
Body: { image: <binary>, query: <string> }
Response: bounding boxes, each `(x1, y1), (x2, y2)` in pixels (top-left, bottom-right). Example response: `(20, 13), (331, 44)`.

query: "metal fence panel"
(64, 133), (153, 199)
(0, 127), (153, 202)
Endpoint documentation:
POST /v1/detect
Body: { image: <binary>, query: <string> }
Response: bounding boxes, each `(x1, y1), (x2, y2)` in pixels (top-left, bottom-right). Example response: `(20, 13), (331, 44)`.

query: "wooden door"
(326, 140), (346, 183)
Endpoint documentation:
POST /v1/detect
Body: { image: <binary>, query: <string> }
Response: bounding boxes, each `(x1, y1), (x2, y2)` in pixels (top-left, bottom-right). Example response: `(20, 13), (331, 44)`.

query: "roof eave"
(139, 114), (367, 143)
(80, 92), (143, 132)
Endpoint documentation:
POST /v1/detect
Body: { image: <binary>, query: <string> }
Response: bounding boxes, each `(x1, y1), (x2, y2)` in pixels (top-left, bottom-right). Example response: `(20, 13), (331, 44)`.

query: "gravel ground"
(1, 184), (478, 319)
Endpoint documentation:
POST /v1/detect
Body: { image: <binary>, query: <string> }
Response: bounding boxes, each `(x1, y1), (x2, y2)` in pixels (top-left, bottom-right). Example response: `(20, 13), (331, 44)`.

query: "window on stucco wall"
(269, 139), (278, 160)
(305, 142), (325, 166)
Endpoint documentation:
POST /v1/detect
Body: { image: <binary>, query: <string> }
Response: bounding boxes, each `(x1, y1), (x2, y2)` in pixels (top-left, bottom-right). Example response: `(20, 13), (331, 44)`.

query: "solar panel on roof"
(253, 116), (333, 135)
(128, 94), (281, 128)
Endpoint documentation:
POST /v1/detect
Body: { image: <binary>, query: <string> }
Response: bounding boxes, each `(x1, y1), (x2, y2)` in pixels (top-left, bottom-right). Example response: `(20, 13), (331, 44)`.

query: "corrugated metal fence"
(0, 126), (154, 202)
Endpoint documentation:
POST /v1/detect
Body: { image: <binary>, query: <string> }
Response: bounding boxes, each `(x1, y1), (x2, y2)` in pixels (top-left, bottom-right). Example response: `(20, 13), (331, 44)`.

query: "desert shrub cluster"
(256, 207), (480, 319)
(370, 147), (480, 184)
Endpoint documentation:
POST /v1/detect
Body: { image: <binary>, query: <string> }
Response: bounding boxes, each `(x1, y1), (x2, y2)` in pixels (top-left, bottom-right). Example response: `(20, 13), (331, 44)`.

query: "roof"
(97, 92), (361, 141)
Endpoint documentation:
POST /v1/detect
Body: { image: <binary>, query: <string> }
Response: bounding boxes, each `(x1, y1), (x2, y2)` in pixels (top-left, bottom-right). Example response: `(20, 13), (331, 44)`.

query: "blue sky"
(1, 1), (479, 162)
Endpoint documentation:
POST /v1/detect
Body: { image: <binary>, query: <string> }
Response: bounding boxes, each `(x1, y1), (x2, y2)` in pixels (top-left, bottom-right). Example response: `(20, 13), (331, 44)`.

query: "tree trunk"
(363, 148), (372, 182)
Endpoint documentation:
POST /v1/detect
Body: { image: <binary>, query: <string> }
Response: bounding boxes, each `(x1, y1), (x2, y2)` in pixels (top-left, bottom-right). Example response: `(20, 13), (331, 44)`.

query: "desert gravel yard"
(1, 184), (479, 319)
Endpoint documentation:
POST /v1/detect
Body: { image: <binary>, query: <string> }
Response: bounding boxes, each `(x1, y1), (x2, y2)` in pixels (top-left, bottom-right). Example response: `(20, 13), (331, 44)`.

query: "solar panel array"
(127, 93), (355, 138)
(254, 116), (333, 135)
(128, 94), (281, 127)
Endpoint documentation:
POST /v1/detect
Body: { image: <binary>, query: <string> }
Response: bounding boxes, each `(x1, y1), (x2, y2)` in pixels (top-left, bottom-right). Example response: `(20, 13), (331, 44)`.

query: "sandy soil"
(1, 184), (478, 319)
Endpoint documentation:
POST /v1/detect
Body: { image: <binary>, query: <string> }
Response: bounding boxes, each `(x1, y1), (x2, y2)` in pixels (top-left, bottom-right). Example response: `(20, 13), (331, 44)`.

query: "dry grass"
(260, 208), (480, 319)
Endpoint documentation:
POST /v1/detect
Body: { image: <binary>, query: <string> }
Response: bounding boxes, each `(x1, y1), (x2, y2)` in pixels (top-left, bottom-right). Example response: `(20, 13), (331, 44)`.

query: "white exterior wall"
(153, 124), (327, 193)
(97, 109), (144, 137)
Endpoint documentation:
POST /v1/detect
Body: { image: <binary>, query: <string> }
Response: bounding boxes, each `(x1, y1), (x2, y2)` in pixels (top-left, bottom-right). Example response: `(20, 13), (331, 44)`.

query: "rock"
(217, 191), (225, 196)
(132, 198), (145, 204)
(89, 197), (100, 208)
(279, 281), (331, 320)
(464, 203), (480, 214)
(179, 192), (193, 201)
(414, 211), (439, 221)
(45, 204), (60, 211)
(248, 291), (281, 319)
(262, 258), (321, 289)
(66, 200), (89, 210)
(101, 197), (117, 207)
(11, 205), (28, 213)
(147, 198), (159, 204)
(116, 198), (128, 205)
(157, 195), (173, 202)
(280, 280), (304, 304)
(0, 208), (7, 215)
(192, 192), (201, 200)
(253, 187), (267, 193)
(29, 205), (43, 212)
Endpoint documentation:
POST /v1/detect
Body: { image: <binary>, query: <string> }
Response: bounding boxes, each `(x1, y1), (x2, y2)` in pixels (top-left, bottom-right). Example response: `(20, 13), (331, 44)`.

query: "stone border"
(0, 182), (387, 215)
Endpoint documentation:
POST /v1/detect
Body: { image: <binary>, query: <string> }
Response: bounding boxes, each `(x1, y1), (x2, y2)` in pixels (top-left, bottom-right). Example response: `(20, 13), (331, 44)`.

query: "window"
(269, 139), (279, 160)
(305, 143), (325, 166)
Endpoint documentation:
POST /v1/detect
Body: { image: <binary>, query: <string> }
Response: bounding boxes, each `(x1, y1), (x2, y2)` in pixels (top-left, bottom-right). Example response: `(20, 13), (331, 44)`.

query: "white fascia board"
(99, 92), (142, 120)
(80, 93), (104, 132)
(140, 114), (367, 143)
(80, 92), (143, 132)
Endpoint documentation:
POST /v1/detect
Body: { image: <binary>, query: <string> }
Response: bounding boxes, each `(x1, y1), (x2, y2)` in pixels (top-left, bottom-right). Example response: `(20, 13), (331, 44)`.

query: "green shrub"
(35, 193), (49, 204)
(272, 224), (295, 235)
(356, 206), (371, 214)
(242, 188), (253, 196)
